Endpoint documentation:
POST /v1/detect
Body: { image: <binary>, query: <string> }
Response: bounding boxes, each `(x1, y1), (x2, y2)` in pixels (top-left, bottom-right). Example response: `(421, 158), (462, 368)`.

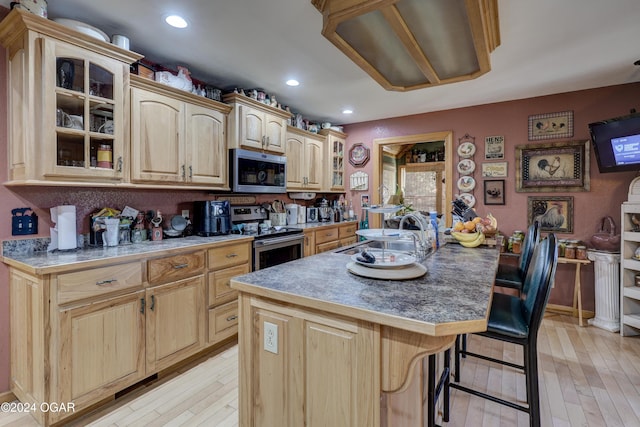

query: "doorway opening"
(372, 131), (453, 228)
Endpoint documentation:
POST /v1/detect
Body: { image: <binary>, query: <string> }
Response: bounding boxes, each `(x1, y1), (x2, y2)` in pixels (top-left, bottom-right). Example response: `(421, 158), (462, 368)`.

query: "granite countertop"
(231, 242), (499, 336)
(2, 234), (253, 274)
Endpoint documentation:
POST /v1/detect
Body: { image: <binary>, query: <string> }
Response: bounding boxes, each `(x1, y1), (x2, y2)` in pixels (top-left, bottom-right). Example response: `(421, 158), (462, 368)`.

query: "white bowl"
(53, 18), (109, 42)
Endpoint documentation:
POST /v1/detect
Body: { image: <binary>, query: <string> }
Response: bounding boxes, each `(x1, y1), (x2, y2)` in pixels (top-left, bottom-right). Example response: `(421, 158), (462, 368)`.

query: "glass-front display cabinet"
(320, 128), (347, 191)
(0, 9), (142, 184)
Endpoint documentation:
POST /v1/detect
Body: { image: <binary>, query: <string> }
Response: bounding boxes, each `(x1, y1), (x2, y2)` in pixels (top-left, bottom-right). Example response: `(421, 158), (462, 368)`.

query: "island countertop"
(231, 242), (500, 336)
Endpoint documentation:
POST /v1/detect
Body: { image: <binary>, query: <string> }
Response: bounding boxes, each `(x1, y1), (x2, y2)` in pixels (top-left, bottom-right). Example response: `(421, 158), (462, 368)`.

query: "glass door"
(49, 41), (123, 180)
(331, 137), (344, 189)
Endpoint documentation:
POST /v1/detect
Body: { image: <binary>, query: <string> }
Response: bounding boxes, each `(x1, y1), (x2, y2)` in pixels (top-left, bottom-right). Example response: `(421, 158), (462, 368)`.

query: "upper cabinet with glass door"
(0, 9), (142, 185)
(319, 128), (347, 192)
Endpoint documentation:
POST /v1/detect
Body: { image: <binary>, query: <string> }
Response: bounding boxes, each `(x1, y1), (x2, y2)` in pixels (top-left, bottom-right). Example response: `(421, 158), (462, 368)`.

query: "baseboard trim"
(547, 303), (595, 319)
(0, 390), (17, 404)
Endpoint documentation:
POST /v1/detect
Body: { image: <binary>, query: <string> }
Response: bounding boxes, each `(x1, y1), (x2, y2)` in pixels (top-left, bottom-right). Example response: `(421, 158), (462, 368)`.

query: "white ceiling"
(3, 0), (640, 125)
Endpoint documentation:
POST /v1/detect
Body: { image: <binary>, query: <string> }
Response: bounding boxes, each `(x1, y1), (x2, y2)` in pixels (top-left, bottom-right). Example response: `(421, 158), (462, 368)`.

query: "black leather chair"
(448, 234), (558, 427)
(495, 221), (540, 293)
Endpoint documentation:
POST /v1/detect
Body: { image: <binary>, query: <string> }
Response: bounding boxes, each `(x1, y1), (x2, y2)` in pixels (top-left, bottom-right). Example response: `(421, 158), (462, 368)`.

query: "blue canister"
(429, 212), (439, 249)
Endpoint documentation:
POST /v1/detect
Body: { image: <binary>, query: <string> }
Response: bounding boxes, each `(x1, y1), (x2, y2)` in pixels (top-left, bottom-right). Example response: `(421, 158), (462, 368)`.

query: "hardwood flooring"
(2, 313), (640, 426)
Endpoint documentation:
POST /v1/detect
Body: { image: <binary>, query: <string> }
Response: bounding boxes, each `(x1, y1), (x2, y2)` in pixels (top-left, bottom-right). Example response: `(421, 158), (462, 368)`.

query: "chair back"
(520, 234), (558, 337)
(518, 221), (540, 277)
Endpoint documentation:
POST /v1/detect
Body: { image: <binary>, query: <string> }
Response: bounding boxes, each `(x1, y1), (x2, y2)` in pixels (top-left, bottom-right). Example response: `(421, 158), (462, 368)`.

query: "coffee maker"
(193, 200), (231, 236)
(317, 197), (333, 222)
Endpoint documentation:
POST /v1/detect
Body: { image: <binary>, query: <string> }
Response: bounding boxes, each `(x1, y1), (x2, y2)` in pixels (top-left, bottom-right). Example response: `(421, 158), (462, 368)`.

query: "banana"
(487, 213), (498, 229)
(459, 232), (485, 248)
(451, 231), (481, 243)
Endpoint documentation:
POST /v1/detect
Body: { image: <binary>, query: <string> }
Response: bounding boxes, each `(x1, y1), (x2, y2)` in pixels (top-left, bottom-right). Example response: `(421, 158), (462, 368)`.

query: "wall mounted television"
(589, 113), (640, 173)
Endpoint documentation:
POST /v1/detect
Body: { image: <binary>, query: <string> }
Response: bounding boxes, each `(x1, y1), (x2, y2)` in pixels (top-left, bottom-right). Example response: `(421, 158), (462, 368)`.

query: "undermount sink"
(336, 239), (417, 255)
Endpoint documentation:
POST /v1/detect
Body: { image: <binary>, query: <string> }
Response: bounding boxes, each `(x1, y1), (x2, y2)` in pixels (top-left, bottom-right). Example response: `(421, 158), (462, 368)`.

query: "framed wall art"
(527, 196), (574, 233)
(349, 143), (370, 167)
(528, 110), (574, 140)
(481, 162), (507, 177)
(515, 140), (589, 192)
(484, 135), (504, 159)
(484, 180), (505, 205)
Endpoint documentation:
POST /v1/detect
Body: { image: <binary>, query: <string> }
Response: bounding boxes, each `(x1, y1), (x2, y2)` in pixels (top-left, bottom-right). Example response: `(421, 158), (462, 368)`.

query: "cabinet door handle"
(225, 253), (238, 258)
(189, 165), (193, 179)
(96, 279), (117, 286)
(173, 263), (189, 269)
(261, 136), (266, 147)
(140, 297), (145, 314)
(117, 156), (123, 172)
(266, 136), (270, 146)
(150, 295), (155, 311)
(226, 315), (238, 322)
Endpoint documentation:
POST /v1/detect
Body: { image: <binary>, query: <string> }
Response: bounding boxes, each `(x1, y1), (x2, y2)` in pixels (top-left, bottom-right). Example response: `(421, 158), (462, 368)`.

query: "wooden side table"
(557, 257), (592, 326)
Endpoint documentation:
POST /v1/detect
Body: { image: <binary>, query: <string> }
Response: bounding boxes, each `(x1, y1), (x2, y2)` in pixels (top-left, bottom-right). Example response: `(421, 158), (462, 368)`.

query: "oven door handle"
(253, 234), (304, 247)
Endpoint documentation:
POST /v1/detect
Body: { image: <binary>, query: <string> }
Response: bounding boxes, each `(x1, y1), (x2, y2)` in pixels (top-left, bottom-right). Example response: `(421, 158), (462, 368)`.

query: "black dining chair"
(448, 233), (558, 427)
(495, 221), (540, 293)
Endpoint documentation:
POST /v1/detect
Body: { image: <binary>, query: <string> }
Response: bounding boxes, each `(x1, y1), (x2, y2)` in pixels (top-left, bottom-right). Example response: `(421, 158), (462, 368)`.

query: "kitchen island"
(230, 242), (500, 426)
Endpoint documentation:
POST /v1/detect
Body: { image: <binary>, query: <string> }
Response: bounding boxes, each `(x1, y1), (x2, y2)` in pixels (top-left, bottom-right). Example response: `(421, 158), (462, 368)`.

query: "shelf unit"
(621, 201), (640, 335)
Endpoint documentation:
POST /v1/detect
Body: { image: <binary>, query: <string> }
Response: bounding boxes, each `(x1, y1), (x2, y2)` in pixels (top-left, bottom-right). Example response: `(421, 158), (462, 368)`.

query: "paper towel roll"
(52, 205), (77, 250)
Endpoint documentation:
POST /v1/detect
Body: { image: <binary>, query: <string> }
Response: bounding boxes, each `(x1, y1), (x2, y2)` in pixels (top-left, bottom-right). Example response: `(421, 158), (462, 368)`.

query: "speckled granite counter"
(231, 242), (499, 336)
(2, 234), (253, 274)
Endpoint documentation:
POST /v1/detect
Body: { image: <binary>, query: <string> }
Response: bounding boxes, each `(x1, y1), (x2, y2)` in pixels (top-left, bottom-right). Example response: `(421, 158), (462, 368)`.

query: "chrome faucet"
(399, 213), (432, 260)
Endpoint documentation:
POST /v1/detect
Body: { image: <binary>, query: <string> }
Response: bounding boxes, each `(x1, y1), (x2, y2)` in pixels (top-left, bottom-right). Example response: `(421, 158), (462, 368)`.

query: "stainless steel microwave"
(230, 148), (287, 193)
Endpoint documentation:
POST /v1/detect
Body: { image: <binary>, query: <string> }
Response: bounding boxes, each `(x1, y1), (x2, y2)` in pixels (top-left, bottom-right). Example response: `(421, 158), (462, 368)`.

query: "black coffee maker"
(193, 200), (231, 236)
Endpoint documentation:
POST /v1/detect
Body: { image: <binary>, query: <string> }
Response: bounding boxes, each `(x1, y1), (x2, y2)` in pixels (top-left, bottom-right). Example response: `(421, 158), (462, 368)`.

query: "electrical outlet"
(181, 209), (189, 219)
(264, 321), (278, 354)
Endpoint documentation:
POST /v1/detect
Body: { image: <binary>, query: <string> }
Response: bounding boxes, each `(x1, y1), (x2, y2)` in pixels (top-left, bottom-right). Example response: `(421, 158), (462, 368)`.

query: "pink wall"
(1, 27), (639, 394)
(343, 82), (640, 320)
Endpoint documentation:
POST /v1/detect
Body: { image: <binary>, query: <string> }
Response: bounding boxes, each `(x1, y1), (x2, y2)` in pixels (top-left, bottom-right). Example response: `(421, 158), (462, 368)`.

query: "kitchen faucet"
(398, 212), (432, 260)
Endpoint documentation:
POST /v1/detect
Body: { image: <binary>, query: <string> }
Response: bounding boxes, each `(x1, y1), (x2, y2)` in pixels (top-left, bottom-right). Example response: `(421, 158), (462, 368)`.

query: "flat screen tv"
(589, 113), (640, 173)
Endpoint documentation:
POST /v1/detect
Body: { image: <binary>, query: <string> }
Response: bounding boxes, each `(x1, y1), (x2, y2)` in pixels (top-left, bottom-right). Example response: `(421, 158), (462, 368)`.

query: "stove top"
(241, 227), (303, 241)
(230, 205), (302, 241)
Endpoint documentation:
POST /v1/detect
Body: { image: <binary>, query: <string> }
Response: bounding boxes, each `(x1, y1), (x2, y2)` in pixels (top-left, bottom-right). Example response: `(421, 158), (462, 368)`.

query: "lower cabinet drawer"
(316, 240), (340, 254)
(315, 227), (339, 245)
(208, 264), (249, 306)
(208, 300), (238, 344)
(208, 242), (250, 270)
(57, 262), (143, 304)
(339, 224), (357, 239)
(148, 251), (205, 284)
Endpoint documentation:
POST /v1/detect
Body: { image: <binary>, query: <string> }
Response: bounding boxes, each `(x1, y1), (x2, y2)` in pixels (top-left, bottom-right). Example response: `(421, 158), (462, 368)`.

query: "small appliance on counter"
(297, 205), (306, 224)
(286, 203), (299, 225)
(317, 197), (333, 222)
(193, 200), (231, 236)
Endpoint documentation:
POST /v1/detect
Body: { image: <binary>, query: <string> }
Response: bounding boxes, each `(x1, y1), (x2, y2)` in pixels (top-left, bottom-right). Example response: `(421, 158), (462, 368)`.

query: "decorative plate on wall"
(458, 193), (476, 208)
(349, 143), (370, 167)
(457, 142), (476, 158)
(457, 176), (476, 193)
(457, 159), (476, 175)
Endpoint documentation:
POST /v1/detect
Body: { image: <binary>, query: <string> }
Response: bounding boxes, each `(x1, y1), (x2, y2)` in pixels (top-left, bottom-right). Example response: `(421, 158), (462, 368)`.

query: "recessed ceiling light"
(342, 109), (353, 114)
(165, 15), (188, 28)
(286, 79), (300, 87)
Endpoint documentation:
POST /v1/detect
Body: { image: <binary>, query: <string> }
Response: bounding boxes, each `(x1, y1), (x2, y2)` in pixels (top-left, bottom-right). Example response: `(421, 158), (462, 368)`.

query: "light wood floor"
(2, 313), (640, 427)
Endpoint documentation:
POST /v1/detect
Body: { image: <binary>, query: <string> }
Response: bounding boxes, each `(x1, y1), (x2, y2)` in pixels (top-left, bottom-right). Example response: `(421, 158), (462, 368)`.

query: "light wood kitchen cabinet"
(303, 222), (359, 255)
(0, 9), (142, 186)
(130, 75), (231, 188)
(146, 276), (206, 372)
(319, 128), (347, 192)
(206, 241), (251, 344)
(58, 290), (146, 408)
(238, 297), (377, 427)
(6, 238), (251, 426)
(224, 93), (291, 154)
(285, 126), (324, 191)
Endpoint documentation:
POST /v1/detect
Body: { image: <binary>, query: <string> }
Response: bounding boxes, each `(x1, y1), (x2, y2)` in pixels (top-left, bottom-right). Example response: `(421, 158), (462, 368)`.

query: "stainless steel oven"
(231, 205), (304, 271)
(253, 233), (304, 271)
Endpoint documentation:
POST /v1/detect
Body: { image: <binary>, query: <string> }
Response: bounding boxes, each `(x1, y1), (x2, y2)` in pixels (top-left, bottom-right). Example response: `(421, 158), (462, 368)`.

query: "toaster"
(306, 207), (319, 223)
